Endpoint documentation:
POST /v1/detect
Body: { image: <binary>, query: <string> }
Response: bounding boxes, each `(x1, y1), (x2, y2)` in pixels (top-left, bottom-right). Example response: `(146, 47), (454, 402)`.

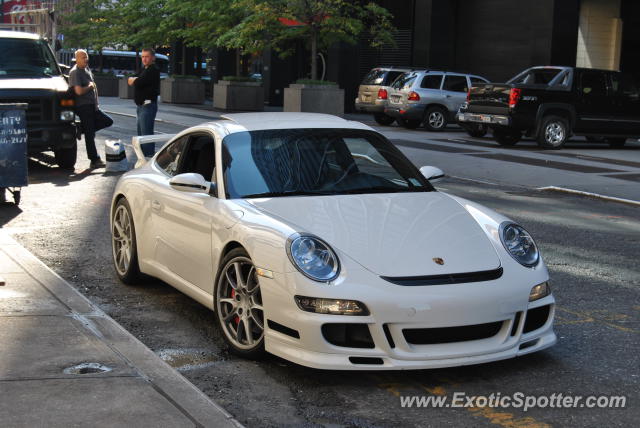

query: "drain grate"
(64, 362), (112, 375)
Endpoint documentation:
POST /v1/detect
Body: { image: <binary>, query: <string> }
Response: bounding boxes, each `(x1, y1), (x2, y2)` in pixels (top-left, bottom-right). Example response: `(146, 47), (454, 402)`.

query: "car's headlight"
(499, 222), (539, 267)
(60, 110), (75, 121)
(287, 234), (340, 282)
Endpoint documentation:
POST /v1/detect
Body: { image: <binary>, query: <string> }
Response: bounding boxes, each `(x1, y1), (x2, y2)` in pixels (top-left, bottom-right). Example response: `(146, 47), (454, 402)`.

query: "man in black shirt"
(128, 48), (160, 156)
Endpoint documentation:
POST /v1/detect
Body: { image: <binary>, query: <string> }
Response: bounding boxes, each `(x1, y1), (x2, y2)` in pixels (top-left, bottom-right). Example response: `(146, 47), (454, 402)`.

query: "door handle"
(445, 95), (452, 98)
(151, 200), (162, 212)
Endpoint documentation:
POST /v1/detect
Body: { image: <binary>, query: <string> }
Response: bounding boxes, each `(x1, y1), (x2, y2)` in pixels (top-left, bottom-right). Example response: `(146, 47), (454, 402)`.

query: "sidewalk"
(0, 231), (242, 428)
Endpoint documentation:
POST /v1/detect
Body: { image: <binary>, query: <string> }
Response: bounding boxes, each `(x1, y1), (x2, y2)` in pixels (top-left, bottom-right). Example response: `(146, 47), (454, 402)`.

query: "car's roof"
(214, 112), (374, 133)
(0, 30), (41, 40)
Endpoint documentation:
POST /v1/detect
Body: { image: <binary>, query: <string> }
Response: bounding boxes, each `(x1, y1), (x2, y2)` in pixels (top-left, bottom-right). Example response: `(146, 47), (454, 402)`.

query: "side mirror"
(419, 166), (445, 183)
(169, 173), (214, 195)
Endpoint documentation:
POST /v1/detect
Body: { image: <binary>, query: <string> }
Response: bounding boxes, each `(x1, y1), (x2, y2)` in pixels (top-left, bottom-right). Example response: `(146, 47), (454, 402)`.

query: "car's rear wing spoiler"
(131, 134), (175, 168)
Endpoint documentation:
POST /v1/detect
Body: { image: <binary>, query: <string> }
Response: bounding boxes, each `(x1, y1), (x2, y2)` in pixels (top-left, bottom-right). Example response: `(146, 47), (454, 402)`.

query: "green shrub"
(222, 75), (258, 82)
(295, 79), (337, 86)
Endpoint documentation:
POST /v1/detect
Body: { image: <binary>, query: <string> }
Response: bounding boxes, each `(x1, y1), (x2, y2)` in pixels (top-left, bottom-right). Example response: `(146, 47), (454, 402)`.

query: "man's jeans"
(75, 104), (99, 161)
(137, 101), (158, 157)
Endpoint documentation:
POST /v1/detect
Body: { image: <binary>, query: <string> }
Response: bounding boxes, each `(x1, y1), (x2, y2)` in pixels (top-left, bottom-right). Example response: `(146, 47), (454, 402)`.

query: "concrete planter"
(161, 77), (205, 104)
(283, 84), (344, 117)
(94, 75), (118, 97)
(118, 77), (135, 99)
(213, 80), (264, 111)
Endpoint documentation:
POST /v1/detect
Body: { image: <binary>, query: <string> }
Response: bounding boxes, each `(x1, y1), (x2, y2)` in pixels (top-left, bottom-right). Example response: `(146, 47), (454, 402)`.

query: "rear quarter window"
(361, 69), (386, 85)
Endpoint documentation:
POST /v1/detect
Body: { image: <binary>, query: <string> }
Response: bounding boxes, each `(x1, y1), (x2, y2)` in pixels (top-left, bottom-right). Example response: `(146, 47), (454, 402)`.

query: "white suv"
(384, 70), (490, 131)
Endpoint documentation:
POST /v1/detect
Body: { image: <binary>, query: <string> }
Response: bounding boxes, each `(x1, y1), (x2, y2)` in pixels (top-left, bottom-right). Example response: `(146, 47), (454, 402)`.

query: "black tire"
(606, 138), (626, 148)
(493, 129), (522, 146)
(463, 123), (488, 138)
(373, 113), (395, 126)
(537, 115), (569, 149)
(400, 118), (421, 129)
(215, 248), (265, 359)
(423, 106), (448, 131)
(54, 142), (78, 169)
(111, 198), (142, 284)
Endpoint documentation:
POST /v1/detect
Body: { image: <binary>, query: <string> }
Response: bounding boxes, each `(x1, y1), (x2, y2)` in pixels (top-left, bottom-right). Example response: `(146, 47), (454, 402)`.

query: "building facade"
(264, 0), (639, 111)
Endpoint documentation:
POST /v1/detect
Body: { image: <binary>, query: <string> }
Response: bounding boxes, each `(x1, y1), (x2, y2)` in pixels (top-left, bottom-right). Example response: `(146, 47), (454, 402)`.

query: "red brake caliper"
(231, 289), (240, 325)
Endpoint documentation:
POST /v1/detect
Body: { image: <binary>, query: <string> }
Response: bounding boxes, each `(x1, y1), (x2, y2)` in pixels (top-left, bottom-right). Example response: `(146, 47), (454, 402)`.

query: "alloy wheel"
(428, 111), (445, 129)
(217, 257), (264, 350)
(112, 204), (133, 276)
(545, 122), (565, 147)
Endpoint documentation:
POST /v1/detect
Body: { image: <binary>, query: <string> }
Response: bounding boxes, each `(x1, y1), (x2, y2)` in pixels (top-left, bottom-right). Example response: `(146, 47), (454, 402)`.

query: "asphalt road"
(1, 114), (638, 428)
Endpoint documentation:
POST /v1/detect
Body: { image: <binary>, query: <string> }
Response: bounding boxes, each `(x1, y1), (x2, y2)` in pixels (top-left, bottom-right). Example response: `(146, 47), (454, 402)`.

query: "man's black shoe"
(90, 158), (106, 169)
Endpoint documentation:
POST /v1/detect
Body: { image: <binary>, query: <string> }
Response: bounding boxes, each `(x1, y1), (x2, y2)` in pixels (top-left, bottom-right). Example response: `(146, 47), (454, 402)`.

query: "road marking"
(556, 307), (638, 333)
(537, 186), (640, 206)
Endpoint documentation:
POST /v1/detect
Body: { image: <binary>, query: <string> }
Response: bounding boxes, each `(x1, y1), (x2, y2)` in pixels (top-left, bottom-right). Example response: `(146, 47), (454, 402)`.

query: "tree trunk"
(181, 42), (187, 75)
(310, 28), (317, 81)
(235, 49), (241, 77)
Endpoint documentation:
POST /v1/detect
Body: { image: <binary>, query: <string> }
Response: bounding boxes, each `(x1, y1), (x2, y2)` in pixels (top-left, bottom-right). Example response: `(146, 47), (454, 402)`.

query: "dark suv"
(0, 31), (77, 167)
(458, 66), (640, 149)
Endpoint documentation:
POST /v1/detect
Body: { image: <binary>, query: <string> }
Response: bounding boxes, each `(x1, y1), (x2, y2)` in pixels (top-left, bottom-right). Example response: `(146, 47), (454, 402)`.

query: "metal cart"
(0, 103), (28, 205)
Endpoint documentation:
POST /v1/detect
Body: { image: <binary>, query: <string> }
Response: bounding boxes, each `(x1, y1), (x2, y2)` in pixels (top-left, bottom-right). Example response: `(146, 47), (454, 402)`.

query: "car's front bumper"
(457, 112), (511, 126)
(260, 261), (556, 370)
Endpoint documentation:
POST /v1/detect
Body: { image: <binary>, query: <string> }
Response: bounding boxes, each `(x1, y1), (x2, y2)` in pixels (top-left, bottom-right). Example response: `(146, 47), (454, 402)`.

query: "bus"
(58, 49), (169, 76)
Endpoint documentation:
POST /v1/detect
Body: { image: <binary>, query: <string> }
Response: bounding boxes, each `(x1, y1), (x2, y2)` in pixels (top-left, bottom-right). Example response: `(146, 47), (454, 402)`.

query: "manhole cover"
(64, 362), (112, 375)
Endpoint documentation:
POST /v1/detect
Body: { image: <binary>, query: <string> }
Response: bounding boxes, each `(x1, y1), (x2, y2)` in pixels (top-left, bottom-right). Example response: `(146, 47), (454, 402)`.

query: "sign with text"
(0, 104), (28, 187)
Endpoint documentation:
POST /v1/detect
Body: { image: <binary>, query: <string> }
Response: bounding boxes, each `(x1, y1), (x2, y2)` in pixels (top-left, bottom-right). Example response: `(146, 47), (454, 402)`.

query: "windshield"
(0, 38), (61, 78)
(222, 129), (434, 199)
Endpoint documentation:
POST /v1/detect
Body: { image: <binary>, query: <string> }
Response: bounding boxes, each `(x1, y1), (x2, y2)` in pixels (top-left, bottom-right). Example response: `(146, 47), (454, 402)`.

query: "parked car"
(355, 66), (418, 125)
(111, 112), (556, 370)
(384, 70), (490, 131)
(0, 31), (77, 168)
(457, 66), (640, 148)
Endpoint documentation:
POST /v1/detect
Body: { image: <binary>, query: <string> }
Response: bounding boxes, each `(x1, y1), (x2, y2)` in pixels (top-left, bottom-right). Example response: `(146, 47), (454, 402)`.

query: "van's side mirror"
(419, 166), (445, 183)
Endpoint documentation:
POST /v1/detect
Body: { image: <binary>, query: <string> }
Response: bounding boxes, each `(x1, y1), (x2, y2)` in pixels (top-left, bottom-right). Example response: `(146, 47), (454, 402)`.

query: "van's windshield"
(0, 38), (61, 78)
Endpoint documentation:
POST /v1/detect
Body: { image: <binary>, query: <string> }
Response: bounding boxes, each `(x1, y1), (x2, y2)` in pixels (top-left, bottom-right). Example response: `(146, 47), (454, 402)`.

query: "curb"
(0, 231), (244, 428)
(537, 186), (640, 206)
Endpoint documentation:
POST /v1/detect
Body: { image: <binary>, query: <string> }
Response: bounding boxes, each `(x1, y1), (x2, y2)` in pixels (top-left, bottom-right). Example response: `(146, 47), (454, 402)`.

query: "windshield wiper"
(242, 190), (334, 198)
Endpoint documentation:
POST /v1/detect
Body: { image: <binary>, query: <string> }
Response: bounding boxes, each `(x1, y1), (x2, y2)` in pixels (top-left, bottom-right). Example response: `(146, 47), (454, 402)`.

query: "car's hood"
(0, 76), (68, 92)
(248, 192), (501, 277)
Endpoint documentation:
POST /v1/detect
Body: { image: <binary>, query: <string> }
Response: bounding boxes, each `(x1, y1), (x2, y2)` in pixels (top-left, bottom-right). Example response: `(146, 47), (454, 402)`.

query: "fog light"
(294, 296), (369, 316)
(529, 282), (550, 302)
(60, 110), (75, 121)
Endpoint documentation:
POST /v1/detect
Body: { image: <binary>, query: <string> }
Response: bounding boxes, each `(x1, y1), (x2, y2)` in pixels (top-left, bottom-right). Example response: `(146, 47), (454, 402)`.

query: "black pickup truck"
(457, 66), (640, 149)
(0, 30), (77, 168)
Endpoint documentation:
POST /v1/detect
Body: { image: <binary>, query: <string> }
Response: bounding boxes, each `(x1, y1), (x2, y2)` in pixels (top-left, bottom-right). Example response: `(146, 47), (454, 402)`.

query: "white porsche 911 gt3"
(110, 112), (556, 370)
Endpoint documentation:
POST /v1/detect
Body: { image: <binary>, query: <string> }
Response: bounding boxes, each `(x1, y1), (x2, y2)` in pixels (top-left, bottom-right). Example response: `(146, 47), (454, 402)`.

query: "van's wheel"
(493, 129), (522, 146)
(606, 138), (626, 148)
(215, 248), (265, 359)
(463, 123), (488, 138)
(54, 142), (78, 169)
(400, 118), (421, 129)
(373, 113), (395, 126)
(423, 106), (448, 131)
(537, 115), (568, 149)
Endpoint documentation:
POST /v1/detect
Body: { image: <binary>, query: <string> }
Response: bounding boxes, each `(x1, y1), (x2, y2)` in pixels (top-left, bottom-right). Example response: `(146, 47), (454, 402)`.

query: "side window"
(420, 75), (442, 89)
(471, 77), (488, 85)
(156, 137), (188, 176)
(612, 73), (639, 99)
(178, 134), (216, 181)
(443, 75), (468, 93)
(580, 72), (607, 96)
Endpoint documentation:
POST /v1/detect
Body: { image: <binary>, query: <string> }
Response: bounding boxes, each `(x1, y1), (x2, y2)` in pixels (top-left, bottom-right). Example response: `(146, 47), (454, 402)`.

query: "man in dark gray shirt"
(69, 49), (105, 168)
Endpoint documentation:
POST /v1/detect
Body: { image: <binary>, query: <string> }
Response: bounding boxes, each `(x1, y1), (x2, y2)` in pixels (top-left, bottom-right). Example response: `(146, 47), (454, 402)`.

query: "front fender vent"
(381, 267), (503, 286)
